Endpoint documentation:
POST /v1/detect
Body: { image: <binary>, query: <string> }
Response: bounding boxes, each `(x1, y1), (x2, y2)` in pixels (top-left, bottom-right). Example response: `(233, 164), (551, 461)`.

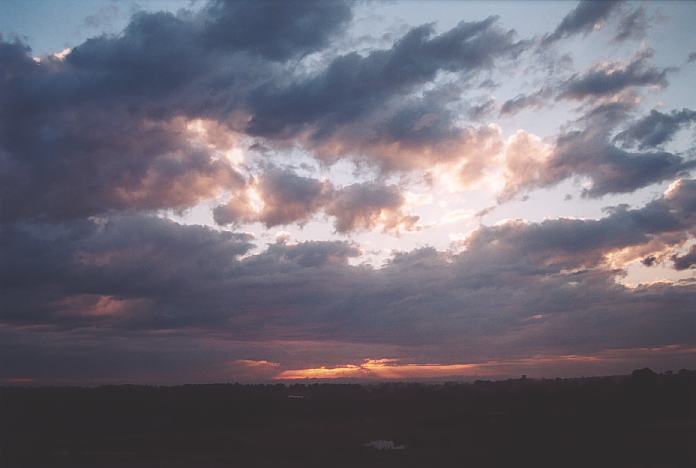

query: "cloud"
(0, 0), (353, 223)
(214, 167), (331, 227)
(0, 35), (247, 221)
(614, 108), (696, 150)
(247, 17), (526, 135)
(1, 0), (695, 383)
(672, 245), (696, 270)
(2, 182), (694, 363)
(500, 87), (554, 116)
(557, 50), (670, 101)
(468, 99), (497, 120)
(475, 179), (696, 275)
(244, 17), (527, 169)
(0, 85), (245, 221)
(542, 0), (622, 45)
(0, 8), (532, 224)
(612, 7), (649, 43)
(212, 168), (419, 233)
(200, 0), (353, 61)
(326, 182), (420, 233)
(501, 104), (696, 199)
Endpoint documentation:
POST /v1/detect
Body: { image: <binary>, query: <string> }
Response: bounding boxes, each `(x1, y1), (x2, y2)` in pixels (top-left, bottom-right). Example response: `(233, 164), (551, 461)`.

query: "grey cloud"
(245, 17), (527, 145)
(213, 169), (419, 233)
(672, 245), (696, 270)
(473, 178), (696, 275)
(0, 109), (245, 222)
(557, 50), (669, 101)
(502, 103), (696, 199)
(2, 181), (694, 346)
(542, 0), (622, 45)
(500, 86), (553, 116)
(326, 182), (419, 233)
(0, 7), (532, 224)
(555, 129), (693, 198)
(200, 0), (352, 61)
(614, 108), (696, 150)
(0, 0), (353, 223)
(503, 51), (669, 116)
(613, 7), (649, 43)
(213, 168), (331, 227)
(641, 255), (657, 267)
(468, 99), (496, 120)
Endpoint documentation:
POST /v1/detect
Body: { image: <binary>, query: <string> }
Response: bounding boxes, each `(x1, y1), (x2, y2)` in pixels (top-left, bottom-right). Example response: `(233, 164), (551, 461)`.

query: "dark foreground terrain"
(2, 368), (695, 468)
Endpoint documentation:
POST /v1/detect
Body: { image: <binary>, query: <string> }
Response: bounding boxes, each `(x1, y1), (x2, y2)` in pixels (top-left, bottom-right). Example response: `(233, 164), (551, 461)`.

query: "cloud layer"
(1, 0), (695, 383)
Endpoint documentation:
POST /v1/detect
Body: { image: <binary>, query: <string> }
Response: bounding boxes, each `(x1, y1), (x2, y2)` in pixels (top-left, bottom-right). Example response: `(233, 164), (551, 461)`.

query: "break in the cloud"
(1, 0), (695, 383)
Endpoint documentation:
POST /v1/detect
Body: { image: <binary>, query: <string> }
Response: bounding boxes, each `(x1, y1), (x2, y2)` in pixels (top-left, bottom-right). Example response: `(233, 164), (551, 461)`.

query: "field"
(2, 369), (695, 467)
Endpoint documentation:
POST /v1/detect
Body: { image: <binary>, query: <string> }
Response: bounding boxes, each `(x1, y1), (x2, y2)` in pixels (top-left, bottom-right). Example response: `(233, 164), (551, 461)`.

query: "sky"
(1, 0), (695, 385)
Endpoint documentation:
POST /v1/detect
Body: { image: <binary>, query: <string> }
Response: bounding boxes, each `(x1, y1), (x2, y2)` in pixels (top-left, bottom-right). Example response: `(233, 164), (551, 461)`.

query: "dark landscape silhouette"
(2, 368), (695, 467)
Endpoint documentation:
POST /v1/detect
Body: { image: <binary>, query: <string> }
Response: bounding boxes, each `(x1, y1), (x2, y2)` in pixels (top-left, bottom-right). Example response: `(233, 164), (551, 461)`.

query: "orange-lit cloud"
(275, 358), (484, 380)
(55, 294), (148, 317)
(233, 359), (280, 369)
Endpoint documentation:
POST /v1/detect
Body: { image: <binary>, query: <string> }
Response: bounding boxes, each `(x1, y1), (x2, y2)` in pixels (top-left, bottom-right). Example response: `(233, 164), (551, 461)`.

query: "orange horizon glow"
(273, 345), (696, 380)
(276, 358), (488, 380)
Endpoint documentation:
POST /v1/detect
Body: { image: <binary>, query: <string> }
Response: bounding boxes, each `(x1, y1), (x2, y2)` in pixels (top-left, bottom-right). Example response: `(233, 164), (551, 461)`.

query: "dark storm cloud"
(672, 245), (696, 271)
(557, 50), (670, 101)
(614, 108), (696, 150)
(542, 0), (622, 45)
(502, 103), (696, 199)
